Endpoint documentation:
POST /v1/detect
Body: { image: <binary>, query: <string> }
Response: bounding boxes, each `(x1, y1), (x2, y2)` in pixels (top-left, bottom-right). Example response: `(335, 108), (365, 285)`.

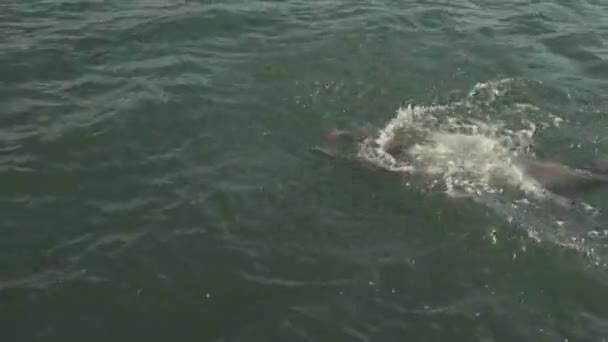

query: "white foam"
(358, 83), (544, 199)
(356, 78), (607, 263)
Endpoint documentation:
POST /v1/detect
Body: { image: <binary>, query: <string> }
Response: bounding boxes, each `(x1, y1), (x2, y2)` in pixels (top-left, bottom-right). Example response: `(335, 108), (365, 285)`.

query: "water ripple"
(2, 0), (608, 341)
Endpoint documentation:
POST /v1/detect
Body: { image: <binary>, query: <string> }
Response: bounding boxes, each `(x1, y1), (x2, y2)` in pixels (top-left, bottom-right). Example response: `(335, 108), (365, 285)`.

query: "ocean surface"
(2, 0), (608, 341)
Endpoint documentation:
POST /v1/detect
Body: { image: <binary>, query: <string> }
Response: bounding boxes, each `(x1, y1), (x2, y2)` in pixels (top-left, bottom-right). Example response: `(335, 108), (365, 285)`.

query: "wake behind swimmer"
(320, 80), (608, 261)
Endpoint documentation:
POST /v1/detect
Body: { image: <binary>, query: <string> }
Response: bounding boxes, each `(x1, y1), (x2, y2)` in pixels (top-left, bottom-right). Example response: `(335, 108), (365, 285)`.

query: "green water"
(2, 1), (608, 341)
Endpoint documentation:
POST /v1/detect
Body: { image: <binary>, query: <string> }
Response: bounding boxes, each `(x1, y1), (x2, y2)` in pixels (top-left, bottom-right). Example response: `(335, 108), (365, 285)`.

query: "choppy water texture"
(2, 1), (608, 341)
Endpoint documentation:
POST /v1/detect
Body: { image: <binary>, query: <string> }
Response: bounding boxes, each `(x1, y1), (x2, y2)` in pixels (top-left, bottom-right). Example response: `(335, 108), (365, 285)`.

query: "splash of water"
(358, 79), (544, 199)
(356, 78), (607, 264)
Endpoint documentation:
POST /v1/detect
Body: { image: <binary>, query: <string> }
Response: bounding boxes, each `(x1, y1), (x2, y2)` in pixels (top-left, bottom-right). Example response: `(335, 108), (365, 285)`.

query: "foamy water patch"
(359, 105), (544, 199)
(357, 79), (607, 263)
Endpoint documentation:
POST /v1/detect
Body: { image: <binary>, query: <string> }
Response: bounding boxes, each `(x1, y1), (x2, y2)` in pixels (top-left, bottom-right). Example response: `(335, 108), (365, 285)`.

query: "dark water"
(2, 1), (608, 341)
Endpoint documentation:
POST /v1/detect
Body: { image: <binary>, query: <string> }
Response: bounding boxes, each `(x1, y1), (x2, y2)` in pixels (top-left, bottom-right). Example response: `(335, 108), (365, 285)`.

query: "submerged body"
(323, 128), (608, 197)
(518, 159), (608, 195)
